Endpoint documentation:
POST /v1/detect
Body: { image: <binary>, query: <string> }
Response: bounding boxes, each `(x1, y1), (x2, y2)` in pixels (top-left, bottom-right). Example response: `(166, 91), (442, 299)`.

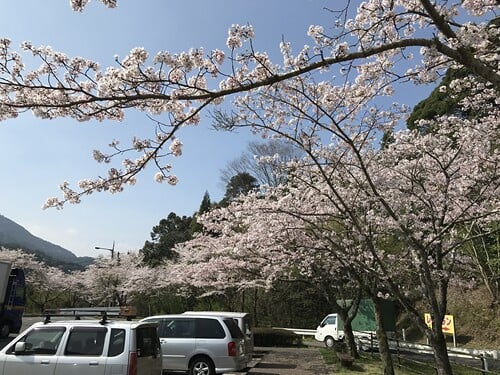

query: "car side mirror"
(14, 342), (27, 354)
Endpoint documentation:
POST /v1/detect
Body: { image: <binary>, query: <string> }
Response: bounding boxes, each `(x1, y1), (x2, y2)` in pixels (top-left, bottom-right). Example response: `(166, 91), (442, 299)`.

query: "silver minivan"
(0, 307), (162, 375)
(182, 311), (254, 363)
(141, 314), (246, 375)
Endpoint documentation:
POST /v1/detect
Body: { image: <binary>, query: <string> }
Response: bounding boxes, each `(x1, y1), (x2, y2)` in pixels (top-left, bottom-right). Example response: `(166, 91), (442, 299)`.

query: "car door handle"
(89, 361), (99, 366)
(41, 360), (50, 365)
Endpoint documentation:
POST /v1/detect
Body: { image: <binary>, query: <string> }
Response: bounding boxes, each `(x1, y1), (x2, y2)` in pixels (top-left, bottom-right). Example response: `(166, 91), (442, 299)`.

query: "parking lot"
(1, 316), (332, 375)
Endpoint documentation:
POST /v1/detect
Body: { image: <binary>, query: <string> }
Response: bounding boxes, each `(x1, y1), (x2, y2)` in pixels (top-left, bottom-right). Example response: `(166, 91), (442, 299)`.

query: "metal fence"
(275, 327), (500, 374)
(358, 334), (500, 374)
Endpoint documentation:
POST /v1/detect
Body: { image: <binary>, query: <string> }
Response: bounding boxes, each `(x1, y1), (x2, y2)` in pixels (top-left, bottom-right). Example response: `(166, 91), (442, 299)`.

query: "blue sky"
(0, 1), (435, 257)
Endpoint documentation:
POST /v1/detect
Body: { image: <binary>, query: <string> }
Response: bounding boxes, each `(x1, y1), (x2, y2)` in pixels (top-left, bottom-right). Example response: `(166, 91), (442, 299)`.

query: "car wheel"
(324, 336), (335, 348)
(189, 356), (215, 375)
(0, 322), (10, 338)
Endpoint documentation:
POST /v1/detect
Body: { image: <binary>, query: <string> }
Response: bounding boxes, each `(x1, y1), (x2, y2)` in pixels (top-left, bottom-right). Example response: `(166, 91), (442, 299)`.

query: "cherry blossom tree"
(216, 107), (496, 375)
(78, 253), (154, 306)
(0, 248), (73, 311)
(169, 76), (498, 371)
(169, 178), (404, 368)
(170, 104), (498, 372)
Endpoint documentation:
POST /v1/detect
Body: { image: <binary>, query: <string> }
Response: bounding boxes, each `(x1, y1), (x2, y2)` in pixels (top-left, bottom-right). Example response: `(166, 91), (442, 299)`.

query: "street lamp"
(94, 241), (115, 258)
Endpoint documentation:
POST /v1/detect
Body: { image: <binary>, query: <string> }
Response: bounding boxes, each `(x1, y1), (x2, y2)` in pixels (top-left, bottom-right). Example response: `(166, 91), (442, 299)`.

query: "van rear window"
(196, 318), (225, 339)
(223, 318), (243, 339)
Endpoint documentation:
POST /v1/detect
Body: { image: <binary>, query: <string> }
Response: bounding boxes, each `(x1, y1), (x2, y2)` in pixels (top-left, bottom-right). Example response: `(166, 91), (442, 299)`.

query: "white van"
(141, 314), (247, 375)
(0, 307), (162, 375)
(183, 311), (254, 363)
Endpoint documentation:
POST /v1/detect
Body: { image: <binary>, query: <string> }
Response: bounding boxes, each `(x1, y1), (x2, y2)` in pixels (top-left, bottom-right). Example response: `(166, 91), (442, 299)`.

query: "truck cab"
(314, 313), (341, 347)
(0, 262), (26, 338)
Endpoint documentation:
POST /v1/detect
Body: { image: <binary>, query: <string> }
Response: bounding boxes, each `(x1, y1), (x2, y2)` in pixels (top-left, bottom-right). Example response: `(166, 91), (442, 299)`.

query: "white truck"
(0, 261), (26, 338)
(314, 299), (395, 347)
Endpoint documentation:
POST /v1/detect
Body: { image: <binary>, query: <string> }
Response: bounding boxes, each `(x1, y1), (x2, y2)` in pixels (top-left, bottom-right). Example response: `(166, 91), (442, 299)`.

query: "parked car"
(182, 311), (254, 363)
(140, 314), (247, 375)
(0, 307), (162, 375)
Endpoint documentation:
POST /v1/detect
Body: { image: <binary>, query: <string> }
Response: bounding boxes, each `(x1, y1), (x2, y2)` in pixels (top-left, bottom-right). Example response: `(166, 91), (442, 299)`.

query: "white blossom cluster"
(70, 0), (117, 12)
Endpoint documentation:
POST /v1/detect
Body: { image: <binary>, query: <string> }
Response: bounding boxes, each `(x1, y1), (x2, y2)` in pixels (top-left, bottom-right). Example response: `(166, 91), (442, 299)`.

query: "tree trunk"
(342, 321), (359, 358)
(253, 288), (259, 327)
(240, 290), (245, 311)
(428, 329), (453, 375)
(374, 299), (394, 375)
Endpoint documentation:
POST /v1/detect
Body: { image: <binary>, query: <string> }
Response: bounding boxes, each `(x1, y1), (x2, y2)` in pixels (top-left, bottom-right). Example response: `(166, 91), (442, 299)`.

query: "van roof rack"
(43, 306), (137, 324)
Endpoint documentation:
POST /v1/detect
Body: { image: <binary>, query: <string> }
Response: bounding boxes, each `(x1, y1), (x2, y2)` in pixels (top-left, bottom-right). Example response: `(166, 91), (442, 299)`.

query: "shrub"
(253, 327), (303, 347)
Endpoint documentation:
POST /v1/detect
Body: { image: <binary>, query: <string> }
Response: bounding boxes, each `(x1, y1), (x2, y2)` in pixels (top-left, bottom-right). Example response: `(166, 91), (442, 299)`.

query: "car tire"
(324, 336), (335, 348)
(189, 355), (215, 375)
(0, 321), (10, 338)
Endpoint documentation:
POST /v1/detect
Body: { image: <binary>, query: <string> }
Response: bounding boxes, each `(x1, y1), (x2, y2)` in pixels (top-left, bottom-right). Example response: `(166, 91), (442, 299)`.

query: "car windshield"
(8, 327), (66, 355)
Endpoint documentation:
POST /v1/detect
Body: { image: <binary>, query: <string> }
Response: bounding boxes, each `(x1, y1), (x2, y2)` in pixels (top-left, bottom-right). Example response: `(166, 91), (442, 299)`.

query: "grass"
(319, 348), (498, 374)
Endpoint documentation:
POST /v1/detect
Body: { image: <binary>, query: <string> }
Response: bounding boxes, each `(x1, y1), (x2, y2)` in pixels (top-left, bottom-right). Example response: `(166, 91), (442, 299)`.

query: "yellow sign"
(424, 313), (455, 335)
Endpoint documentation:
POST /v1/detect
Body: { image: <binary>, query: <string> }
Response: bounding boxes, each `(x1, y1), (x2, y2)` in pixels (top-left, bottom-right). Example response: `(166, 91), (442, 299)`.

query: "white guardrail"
(273, 327), (316, 336)
(273, 327), (499, 361)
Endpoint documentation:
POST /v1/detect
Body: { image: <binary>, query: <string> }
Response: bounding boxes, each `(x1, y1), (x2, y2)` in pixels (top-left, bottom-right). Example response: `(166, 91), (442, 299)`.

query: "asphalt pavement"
(242, 347), (332, 375)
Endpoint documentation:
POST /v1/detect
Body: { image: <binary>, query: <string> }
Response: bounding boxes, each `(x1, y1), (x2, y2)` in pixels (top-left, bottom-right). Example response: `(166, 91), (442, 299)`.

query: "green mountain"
(0, 214), (93, 270)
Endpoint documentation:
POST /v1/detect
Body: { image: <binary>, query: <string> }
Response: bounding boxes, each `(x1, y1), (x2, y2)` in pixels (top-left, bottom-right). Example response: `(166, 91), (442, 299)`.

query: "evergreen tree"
(140, 212), (193, 267)
(407, 17), (499, 134)
(198, 191), (212, 214)
(190, 191), (212, 235)
(219, 172), (259, 206)
(406, 68), (469, 133)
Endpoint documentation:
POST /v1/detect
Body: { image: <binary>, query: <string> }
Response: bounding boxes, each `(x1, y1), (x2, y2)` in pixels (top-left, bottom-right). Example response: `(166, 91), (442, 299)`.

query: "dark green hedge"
(253, 327), (303, 347)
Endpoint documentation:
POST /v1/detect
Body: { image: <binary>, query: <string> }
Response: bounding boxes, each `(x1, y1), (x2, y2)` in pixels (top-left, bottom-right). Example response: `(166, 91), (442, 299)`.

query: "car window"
(324, 316), (336, 325)
(164, 318), (195, 338)
(244, 316), (253, 330)
(7, 327), (66, 355)
(223, 318), (243, 339)
(108, 328), (126, 357)
(64, 327), (107, 356)
(196, 318), (225, 339)
(242, 318), (252, 335)
(137, 326), (159, 358)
